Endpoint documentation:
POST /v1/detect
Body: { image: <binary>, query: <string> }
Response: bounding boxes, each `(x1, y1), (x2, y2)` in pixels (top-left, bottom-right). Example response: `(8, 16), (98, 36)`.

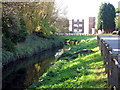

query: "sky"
(55, 0), (120, 33)
(55, 0), (119, 19)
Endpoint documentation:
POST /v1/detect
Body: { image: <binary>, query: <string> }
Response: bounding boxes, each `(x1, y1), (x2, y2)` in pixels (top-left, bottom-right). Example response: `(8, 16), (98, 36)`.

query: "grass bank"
(29, 36), (108, 88)
(2, 34), (64, 66)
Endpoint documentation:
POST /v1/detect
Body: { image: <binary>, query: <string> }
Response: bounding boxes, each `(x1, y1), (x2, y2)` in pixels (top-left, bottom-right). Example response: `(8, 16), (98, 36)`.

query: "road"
(99, 35), (120, 54)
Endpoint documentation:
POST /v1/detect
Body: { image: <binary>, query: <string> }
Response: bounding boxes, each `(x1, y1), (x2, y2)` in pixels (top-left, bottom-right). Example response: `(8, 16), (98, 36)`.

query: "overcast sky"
(55, 0), (119, 19)
(55, 0), (120, 33)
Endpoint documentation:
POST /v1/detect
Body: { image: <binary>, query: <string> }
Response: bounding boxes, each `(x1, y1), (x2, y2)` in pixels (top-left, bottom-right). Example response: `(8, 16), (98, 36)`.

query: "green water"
(2, 46), (71, 89)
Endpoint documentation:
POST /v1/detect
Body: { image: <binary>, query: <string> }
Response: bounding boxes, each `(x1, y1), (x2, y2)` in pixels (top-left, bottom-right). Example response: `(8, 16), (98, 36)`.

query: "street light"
(101, 20), (104, 34)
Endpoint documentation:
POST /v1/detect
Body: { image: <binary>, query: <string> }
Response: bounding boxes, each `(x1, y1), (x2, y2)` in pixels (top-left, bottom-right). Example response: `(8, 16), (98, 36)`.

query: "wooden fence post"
(100, 39), (104, 56)
(118, 55), (120, 89)
(97, 35), (120, 89)
(110, 55), (119, 89)
(104, 44), (110, 73)
(107, 50), (112, 86)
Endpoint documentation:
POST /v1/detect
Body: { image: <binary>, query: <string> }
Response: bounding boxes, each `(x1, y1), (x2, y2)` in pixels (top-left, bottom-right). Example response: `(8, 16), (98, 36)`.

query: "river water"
(2, 46), (71, 89)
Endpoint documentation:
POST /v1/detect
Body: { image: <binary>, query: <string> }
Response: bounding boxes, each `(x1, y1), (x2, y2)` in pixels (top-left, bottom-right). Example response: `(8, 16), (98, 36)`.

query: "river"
(2, 46), (71, 89)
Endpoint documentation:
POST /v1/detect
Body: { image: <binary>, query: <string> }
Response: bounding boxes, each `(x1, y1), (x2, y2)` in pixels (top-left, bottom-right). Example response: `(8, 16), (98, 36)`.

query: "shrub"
(2, 13), (27, 48)
(112, 31), (117, 35)
(2, 36), (16, 52)
(2, 34), (64, 65)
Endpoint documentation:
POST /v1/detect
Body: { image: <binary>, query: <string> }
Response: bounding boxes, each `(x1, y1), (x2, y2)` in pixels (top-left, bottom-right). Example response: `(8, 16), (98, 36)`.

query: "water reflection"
(2, 46), (70, 89)
(24, 56), (55, 88)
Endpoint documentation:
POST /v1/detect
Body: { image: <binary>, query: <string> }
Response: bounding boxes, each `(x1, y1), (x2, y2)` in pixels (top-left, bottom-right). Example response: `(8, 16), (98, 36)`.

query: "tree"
(115, 7), (120, 30)
(2, 2), (27, 51)
(97, 3), (116, 33)
(116, 8), (120, 13)
(2, 1), (62, 51)
(55, 17), (69, 33)
(115, 16), (120, 30)
(2, 2), (59, 38)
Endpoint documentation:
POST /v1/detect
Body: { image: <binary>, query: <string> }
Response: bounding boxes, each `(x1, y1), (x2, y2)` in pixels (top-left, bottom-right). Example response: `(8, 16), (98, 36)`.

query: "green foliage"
(55, 17), (69, 33)
(116, 8), (120, 13)
(2, 13), (27, 43)
(34, 18), (58, 38)
(2, 2), (62, 52)
(2, 34), (64, 66)
(2, 7), (27, 51)
(17, 15), (28, 42)
(115, 16), (120, 30)
(2, 2), (68, 54)
(60, 36), (98, 60)
(49, 25), (57, 34)
(29, 36), (108, 88)
(97, 3), (116, 31)
(97, 3), (104, 30)
(63, 35), (94, 41)
(2, 36), (16, 52)
(112, 31), (117, 35)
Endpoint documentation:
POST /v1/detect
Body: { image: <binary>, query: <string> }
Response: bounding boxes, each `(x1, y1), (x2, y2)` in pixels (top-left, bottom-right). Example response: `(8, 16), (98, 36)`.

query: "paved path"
(99, 35), (120, 54)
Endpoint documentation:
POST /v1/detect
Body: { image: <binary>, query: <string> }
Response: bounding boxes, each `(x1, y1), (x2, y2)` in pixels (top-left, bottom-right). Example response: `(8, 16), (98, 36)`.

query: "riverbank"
(29, 36), (108, 88)
(2, 34), (64, 66)
(3, 46), (71, 89)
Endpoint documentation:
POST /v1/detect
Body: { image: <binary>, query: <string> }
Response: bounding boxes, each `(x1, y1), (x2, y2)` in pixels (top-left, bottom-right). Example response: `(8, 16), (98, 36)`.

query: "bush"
(2, 34), (64, 66)
(112, 31), (117, 35)
(2, 13), (27, 46)
(2, 36), (16, 52)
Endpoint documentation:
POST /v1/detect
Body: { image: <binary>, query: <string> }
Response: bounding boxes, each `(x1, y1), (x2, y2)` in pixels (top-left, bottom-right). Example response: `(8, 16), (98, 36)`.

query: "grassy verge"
(29, 36), (108, 88)
(2, 34), (64, 66)
(103, 33), (112, 35)
(63, 35), (94, 41)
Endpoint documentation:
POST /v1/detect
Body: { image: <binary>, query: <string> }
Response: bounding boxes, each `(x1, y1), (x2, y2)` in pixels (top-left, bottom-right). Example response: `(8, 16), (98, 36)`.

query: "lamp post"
(101, 20), (104, 34)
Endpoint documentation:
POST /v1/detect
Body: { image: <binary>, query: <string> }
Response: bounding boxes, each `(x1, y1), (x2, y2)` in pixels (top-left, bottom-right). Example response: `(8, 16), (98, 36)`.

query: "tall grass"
(2, 34), (64, 66)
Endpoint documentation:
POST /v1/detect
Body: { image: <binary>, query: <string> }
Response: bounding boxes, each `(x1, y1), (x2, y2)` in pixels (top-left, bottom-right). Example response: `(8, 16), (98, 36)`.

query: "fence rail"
(97, 35), (120, 89)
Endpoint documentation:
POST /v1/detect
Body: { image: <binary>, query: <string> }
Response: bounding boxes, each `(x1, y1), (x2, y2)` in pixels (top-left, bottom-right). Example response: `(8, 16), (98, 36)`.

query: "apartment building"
(71, 19), (84, 33)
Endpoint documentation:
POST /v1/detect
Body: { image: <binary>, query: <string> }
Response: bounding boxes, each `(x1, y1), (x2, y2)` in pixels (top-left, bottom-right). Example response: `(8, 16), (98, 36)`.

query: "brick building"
(89, 17), (95, 34)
